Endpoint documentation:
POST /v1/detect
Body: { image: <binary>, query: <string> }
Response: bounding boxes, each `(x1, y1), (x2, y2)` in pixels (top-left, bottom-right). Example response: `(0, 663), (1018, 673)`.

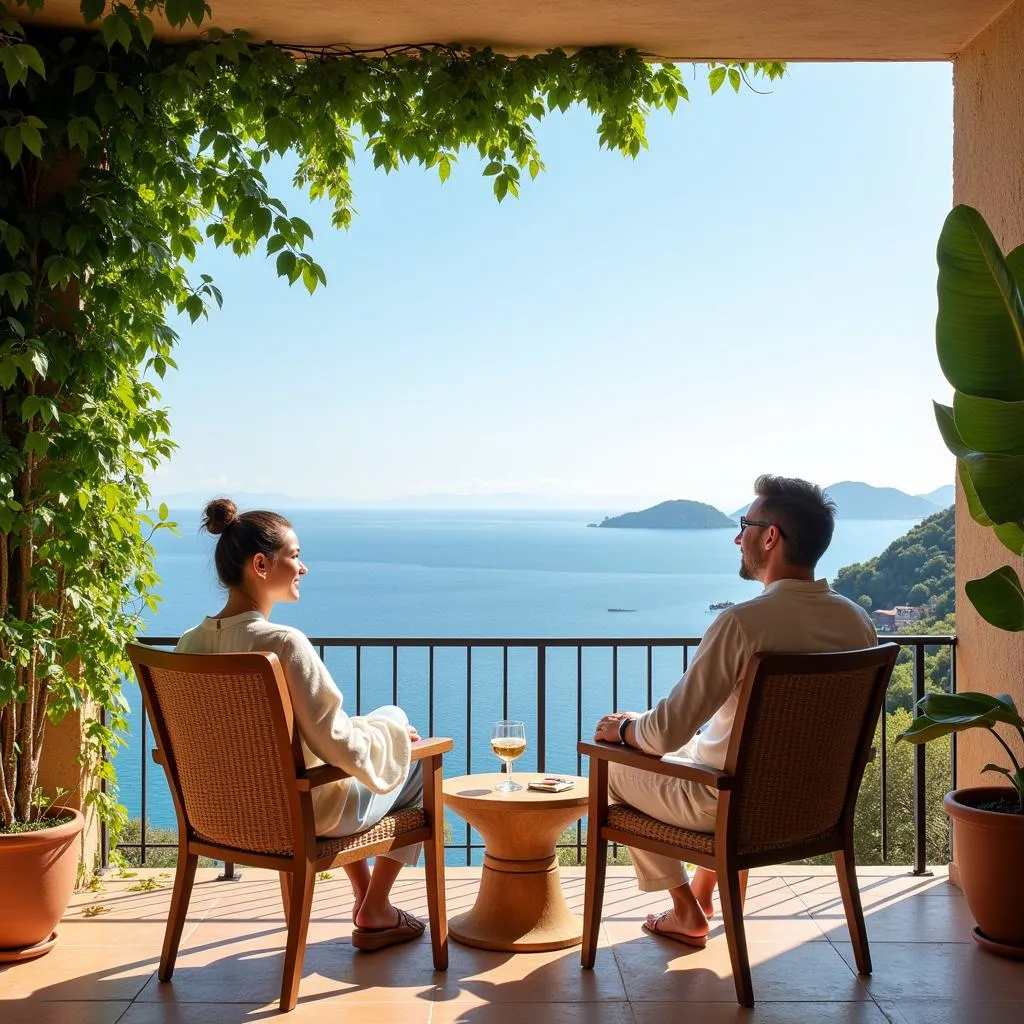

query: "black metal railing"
(108, 633), (956, 874)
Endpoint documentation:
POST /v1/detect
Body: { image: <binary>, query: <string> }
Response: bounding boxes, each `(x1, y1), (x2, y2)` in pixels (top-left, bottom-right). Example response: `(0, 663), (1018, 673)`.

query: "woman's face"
(262, 527), (307, 604)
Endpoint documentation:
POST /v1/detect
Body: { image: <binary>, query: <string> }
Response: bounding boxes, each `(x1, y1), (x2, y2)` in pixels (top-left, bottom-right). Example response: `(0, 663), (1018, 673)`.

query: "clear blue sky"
(150, 61), (955, 514)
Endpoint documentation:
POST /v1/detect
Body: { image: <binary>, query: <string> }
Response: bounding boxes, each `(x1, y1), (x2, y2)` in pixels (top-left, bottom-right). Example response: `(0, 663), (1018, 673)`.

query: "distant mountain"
(917, 484), (955, 507)
(595, 500), (735, 530)
(732, 481), (947, 521)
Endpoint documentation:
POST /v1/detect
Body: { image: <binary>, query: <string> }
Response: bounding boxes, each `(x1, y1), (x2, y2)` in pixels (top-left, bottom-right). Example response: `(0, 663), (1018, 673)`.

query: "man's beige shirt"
(633, 578), (877, 769)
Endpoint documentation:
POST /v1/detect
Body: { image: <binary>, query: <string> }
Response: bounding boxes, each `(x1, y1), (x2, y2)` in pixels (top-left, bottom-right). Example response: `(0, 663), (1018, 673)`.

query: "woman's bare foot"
(691, 867), (716, 919)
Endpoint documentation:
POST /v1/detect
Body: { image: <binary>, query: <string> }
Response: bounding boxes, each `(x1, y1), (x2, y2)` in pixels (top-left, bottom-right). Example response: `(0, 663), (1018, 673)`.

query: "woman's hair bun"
(201, 497), (239, 536)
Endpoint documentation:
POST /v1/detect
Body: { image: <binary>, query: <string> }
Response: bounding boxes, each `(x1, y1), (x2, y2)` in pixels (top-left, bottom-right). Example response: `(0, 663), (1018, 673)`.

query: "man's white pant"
(607, 761), (718, 891)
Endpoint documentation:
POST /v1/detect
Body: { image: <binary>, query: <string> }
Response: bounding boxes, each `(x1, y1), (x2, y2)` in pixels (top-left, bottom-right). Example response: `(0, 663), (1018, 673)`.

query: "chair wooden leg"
(279, 863), (315, 1013)
(719, 865), (754, 1008)
(159, 849), (198, 982)
(581, 758), (609, 970)
(834, 845), (872, 975)
(423, 753), (449, 971)
(739, 868), (749, 909)
(279, 870), (291, 926)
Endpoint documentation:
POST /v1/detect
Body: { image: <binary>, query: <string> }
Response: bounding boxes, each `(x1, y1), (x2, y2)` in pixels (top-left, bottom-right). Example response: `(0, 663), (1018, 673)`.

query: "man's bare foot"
(355, 902), (408, 932)
(642, 907), (709, 949)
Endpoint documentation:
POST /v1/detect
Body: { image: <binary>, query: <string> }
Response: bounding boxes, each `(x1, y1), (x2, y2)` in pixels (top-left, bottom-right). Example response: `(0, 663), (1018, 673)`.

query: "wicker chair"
(578, 643), (898, 1007)
(126, 643), (452, 1013)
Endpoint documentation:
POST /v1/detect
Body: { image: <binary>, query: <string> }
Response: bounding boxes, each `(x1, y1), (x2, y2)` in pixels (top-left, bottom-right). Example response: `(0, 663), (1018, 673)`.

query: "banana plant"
(933, 204), (1024, 630)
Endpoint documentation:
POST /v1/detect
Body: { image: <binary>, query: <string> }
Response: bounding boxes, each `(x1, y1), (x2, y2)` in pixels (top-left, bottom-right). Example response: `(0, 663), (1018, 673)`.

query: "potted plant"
(898, 203), (1024, 958)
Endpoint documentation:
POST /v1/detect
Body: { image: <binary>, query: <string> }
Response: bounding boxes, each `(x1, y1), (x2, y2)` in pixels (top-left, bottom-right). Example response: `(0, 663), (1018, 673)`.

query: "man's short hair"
(753, 474), (837, 569)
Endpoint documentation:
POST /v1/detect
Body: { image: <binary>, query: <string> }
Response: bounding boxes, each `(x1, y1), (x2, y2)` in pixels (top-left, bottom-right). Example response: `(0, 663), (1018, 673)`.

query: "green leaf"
(934, 401), (970, 459)
(24, 431), (48, 457)
(936, 204), (1024, 401)
(275, 250), (296, 278)
(14, 44), (45, 80)
(158, 503), (169, 522)
(953, 391), (1024, 454)
(960, 450), (1024, 524)
(19, 122), (42, 158)
(73, 65), (96, 95)
(81, 0), (105, 23)
(708, 67), (727, 94)
(3, 128), (23, 167)
(728, 68), (741, 92)
(965, 565), (1024, 631)
(981, 764), (1013, 777)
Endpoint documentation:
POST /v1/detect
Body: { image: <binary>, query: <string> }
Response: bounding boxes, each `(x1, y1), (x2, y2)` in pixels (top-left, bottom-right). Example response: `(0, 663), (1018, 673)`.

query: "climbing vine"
(0, 0), (784, 829)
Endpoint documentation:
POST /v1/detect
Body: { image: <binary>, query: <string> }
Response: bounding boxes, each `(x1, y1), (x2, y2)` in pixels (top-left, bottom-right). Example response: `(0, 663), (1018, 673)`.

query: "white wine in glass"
(491, 720), (526, 792)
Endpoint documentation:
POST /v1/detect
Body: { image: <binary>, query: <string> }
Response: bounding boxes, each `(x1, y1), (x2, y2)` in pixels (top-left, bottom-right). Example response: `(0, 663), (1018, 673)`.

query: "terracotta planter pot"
(945, 786), (1024, 957)
(0, 807), (85, 962)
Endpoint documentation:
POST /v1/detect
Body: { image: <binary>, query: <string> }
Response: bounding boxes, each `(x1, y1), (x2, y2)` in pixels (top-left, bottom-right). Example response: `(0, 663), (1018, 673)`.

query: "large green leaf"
(934, 401), (971, 459)
(936, 205), (1024, 401)
(899, 690), (1024, 744)
(965, 565), (1024, 631)
(953, 459), (1024, 551)
(960, 450), (1024, 523)
(953, 392), (1024, 454)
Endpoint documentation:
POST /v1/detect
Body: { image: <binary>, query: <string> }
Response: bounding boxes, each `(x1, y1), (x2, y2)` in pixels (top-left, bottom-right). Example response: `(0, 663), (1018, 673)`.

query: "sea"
(118, 509), (914, 848)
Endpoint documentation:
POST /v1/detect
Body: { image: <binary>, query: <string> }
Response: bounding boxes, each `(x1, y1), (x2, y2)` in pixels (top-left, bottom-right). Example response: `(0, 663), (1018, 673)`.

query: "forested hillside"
(832, 506), (954, 616)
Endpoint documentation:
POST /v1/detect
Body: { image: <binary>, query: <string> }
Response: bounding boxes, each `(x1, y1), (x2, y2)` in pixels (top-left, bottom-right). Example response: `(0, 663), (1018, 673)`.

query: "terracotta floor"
(2, 865), (1022, 1023)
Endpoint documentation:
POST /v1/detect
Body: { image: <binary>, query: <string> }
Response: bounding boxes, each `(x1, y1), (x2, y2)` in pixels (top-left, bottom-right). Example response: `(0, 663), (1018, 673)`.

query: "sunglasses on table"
(738, 516), (787, 539)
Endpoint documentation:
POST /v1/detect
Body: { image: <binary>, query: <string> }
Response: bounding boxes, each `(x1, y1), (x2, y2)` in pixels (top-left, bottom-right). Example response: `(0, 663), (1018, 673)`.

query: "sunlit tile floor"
(2, 865), (1023, 1023)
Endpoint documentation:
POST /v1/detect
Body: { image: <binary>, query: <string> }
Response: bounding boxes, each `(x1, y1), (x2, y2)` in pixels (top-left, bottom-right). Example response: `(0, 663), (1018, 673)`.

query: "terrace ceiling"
(20, 1), (1015, 61)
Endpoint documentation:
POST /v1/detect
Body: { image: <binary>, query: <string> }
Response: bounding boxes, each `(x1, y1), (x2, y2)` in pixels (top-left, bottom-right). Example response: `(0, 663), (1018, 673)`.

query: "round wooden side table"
(442, 772), (588, 952)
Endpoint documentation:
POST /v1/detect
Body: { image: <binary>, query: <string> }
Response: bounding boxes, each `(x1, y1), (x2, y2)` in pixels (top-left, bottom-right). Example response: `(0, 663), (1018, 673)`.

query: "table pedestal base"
(449, 852), (583, 952)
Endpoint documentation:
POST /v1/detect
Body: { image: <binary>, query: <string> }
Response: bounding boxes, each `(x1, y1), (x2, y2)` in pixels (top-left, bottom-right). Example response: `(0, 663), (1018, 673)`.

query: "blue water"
(119, 509), (914, 846)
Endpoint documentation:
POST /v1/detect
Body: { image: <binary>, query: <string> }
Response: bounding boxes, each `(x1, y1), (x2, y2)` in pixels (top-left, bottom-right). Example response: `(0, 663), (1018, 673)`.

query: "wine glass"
(491, 720), (526, 792)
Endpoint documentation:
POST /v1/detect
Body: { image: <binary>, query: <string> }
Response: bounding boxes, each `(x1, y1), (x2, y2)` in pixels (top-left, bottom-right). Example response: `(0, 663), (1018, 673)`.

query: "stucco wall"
(951, 0), (1024, 792)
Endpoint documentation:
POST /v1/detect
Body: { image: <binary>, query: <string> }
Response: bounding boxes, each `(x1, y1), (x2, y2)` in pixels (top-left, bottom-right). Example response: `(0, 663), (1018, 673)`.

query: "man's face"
(736, 499), (768, 582)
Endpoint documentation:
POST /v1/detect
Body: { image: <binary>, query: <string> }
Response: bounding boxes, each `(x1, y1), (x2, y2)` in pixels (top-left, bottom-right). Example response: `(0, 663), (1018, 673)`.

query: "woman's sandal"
(642, 911), (708, 950)
(351, 907), (426, 952)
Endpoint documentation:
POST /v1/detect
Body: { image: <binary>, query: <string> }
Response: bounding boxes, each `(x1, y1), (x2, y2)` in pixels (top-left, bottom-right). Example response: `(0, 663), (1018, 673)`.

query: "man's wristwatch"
(617, 717), (630, 745)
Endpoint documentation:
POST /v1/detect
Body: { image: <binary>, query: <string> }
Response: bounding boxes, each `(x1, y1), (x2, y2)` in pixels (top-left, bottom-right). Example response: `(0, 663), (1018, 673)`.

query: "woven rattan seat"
(606, 806), (716, 856)
(579, 644), (898, 1009)
(127, 643), (452, 1014)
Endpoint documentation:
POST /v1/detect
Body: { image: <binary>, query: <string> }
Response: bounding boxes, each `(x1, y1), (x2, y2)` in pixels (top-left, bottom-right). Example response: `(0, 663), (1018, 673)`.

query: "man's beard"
(739, 552), (760, 581)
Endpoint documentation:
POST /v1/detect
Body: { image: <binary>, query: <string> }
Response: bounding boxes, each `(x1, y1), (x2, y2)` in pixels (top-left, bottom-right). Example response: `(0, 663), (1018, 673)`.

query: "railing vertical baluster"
(612, 644), (619, 711)
(428, 646), (435, 738)
(646, 645), (653, 709)
(536, 645), (546, 773)
(140, 711), (148, 867)
(355, 645), (362, 716)
(577, 646), (584, 864)
(502, 646), (509, 722)
(912, 642), (930, 875)
(683, 642), (690, 673)
(99, 706), (109, 871)
(949, 641), (957, 862)
(466, 646), (473, 866)
(392, 645), (399, 706)
(880, 700), (888, 863)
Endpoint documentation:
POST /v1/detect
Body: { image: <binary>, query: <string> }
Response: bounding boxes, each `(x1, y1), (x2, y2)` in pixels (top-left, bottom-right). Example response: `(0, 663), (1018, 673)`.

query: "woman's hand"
(407, 723), (421, 743)
(594, 711), (638, 743)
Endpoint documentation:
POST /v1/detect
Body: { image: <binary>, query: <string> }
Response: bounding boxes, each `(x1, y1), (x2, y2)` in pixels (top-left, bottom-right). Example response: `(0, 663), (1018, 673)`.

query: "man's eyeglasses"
(739, 516), (787, 539)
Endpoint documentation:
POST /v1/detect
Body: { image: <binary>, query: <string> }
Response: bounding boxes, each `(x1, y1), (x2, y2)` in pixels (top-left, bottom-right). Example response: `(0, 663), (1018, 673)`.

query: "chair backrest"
(721, 644), (898, 855)
(127, 643), (306, 856)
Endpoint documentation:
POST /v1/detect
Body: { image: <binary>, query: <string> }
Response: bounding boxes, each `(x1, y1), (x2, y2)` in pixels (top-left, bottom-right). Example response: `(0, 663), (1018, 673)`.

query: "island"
(595, 500), (736, 530)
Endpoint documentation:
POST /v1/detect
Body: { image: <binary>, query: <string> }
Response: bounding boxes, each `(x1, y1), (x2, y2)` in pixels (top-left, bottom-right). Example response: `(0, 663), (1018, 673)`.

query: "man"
(593, 474), (876, 947)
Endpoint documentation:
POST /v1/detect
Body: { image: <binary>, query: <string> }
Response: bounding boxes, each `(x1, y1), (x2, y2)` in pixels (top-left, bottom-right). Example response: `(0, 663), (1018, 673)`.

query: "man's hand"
(407, 723), (421, 743)
(594, 711), (639, 744)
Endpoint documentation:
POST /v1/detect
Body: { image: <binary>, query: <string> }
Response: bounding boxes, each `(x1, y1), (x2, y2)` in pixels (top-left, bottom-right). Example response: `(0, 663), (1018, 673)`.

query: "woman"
(175, 498), (425, 951)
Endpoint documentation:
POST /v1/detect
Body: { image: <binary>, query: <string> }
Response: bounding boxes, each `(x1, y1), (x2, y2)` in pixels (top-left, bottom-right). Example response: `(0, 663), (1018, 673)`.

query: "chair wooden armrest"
(410, 737), (454, 760)
(296, 737), (455, 791)
(152, 748), (165, 765)
(577, 740), (735, 790)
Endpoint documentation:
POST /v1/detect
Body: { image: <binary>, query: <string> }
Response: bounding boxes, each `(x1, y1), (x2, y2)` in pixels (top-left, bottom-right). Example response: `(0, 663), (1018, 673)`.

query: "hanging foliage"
(0, 0), (785, 830)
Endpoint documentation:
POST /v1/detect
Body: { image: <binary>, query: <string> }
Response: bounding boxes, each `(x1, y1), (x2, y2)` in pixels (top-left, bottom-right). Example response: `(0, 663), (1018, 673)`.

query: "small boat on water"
(607, 607), (636, 613)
